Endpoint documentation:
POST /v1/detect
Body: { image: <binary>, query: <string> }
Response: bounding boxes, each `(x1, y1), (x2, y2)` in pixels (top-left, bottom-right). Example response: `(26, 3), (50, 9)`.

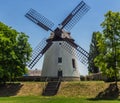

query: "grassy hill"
(0, 81), (120, 99)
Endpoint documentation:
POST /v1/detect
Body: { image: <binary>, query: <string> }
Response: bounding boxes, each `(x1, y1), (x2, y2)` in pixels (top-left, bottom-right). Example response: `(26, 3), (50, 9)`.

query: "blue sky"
(0, 0), (120, 75)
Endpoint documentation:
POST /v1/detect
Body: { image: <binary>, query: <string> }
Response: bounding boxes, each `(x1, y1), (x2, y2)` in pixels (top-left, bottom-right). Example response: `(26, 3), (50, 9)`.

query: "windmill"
(25, 0), (90, 80)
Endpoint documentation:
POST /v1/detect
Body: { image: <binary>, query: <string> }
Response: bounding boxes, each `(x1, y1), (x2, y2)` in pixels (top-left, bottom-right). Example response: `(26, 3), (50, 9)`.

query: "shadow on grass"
(0, 83), (23, 97)
(88, 83), (120, 101)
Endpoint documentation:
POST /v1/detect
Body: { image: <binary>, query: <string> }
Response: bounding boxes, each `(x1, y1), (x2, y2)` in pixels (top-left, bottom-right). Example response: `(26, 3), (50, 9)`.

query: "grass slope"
(0, 81), (120, 103)
(58, 81), (110, 97)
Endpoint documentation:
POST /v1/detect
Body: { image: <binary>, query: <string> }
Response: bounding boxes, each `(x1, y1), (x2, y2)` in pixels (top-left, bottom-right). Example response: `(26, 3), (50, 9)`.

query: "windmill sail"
(60, 40), (89, 65)
(60, 1), (90, 31)
(27, 38), (52, 69)
(25, 9), (54, 31)
(25, 1), (90, 69)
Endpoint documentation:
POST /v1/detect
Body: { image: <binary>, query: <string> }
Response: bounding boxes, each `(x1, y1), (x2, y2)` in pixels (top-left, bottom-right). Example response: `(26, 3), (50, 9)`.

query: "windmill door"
(58, 70), (63, 77)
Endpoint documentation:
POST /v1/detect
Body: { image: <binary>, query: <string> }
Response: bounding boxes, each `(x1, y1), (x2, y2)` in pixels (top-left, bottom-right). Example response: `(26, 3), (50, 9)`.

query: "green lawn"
(0, 96), (120, 103)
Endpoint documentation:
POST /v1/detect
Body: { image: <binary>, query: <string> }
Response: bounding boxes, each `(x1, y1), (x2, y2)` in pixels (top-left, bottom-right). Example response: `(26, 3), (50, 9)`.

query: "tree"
(0, 22), (32, 83)
(88, 32), (100, 73)
(94, 11), (120, 86)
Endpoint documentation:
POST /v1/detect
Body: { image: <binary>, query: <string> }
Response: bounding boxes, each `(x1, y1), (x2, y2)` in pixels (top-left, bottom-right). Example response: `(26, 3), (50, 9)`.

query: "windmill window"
(72, 59), (76, 69)
(58, 57), (62, 63)
(59, 43), (62, 45)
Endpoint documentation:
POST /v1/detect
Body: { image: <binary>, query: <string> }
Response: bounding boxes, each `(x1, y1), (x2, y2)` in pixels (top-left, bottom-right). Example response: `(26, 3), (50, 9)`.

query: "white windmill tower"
(25, 1), (90, 80)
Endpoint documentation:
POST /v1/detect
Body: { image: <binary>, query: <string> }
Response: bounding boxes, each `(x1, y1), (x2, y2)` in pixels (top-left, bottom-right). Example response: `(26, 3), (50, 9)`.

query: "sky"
(0, 0), (120, 75)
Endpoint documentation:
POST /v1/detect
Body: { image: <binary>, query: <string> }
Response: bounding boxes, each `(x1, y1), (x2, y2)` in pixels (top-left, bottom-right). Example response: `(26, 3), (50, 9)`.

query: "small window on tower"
(58, 57), (62, 63)
(72, 59), (76, 69)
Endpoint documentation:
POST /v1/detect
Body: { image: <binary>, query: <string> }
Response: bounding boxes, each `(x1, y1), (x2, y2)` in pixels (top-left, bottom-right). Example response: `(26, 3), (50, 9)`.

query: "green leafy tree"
(0, 22), (32, 83)
(88, 32), (100, 73)
(94, 11), (120, 85)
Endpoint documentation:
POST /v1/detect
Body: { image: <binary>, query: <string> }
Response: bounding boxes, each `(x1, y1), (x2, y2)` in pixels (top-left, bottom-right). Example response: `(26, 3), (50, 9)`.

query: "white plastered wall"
(41, 41), (80, 77)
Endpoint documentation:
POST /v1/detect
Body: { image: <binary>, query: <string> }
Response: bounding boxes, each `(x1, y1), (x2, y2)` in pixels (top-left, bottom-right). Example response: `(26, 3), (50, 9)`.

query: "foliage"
(94, 11), (120, 82)
(0, 22), (32, 82)
(88, 32), (100, 73)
